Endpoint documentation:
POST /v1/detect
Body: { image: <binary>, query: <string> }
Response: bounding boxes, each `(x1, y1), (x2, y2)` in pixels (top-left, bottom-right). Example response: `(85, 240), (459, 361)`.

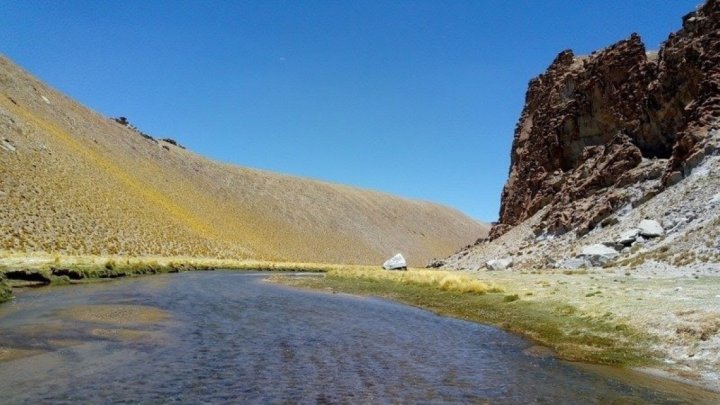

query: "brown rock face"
(491, 0), (720, 239)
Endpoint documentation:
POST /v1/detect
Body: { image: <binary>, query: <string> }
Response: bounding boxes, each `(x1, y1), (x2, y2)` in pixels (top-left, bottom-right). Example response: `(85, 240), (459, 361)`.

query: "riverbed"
(0, 272), (713, 403)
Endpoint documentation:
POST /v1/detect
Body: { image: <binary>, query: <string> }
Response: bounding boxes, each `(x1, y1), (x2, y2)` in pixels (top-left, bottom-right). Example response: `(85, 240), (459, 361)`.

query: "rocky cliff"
(491, 0), (720, 239)
(439, 2), (720, 391)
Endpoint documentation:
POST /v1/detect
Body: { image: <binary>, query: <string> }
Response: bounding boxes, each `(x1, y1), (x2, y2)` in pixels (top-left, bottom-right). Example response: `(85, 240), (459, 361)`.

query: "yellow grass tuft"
(327, 266), (497, 294)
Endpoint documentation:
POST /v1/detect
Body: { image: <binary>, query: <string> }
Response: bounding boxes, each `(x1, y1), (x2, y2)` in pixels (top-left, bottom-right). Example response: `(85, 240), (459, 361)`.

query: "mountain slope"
(0, 55), (488, 266)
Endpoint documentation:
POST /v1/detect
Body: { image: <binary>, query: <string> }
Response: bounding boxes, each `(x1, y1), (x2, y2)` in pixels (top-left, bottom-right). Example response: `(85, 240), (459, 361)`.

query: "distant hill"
(0, 55), (488, 266)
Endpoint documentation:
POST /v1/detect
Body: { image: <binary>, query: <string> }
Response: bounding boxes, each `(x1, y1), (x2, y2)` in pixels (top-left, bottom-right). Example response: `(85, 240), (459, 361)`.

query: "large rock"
(489, 0), (720, 239)
(557, 257), (591, 269)
(638, 219), (664, 237)
(485, 258), (513, 271)
(383, 253), (407, 270)
(578, 244), (619, 267)
(617, 229), (640, 245)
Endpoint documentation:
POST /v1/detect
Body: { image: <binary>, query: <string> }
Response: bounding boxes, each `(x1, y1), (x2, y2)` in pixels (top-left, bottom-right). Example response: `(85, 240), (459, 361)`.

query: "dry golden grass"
(325, 266), (499, 294)
(0, 252), (499, 297)
(0, 252), (343, 273)
(0, 55), (487, 265)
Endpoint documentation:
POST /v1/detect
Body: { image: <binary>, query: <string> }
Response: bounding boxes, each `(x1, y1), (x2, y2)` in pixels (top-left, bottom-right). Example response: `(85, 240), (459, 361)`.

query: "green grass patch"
(0, 274), (12, 303)
(503, 294), (520, 302)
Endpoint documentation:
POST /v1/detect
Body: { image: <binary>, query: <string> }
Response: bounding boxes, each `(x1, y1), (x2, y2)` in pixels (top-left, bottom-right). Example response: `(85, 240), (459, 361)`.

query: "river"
(0, 272), (711, 403)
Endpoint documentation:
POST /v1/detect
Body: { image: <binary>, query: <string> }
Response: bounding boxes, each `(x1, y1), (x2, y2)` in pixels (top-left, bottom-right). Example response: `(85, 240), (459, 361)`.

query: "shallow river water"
(0, 272), (713, 403)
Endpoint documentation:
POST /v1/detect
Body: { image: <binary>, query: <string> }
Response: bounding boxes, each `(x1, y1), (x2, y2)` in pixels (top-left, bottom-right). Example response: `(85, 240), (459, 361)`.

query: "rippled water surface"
(0, 272), (712, 403)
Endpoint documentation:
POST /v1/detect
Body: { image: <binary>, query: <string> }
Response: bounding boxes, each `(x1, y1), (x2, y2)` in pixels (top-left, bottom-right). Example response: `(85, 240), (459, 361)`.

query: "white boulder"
(638, 219), (664, 237)
(383, 253), (407, 270)
(579, 244), (619, 267)
(485, 258), (513, 271)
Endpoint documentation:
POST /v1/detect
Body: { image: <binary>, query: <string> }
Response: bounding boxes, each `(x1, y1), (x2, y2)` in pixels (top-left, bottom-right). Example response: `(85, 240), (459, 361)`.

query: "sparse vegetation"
(0, 65), (487, 266)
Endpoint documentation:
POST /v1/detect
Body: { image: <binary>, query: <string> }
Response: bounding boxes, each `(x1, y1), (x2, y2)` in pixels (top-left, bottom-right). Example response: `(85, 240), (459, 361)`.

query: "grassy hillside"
(0, 55), (487, 266)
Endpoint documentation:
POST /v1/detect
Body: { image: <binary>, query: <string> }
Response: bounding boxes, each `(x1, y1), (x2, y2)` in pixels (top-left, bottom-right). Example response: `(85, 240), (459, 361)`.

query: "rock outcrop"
(491, 0), (720, 239)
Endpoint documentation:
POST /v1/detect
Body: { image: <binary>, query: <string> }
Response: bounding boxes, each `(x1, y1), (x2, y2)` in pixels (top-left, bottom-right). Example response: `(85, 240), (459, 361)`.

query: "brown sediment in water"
(9, 322), (66, 337)
(0, 338), (85, 363)
(0, 347), (45, 362)
(90, 328), (165, 342)
(59, 305), (169, 325)
(0, 308), (169, 365)
(46, 339), (85, 348)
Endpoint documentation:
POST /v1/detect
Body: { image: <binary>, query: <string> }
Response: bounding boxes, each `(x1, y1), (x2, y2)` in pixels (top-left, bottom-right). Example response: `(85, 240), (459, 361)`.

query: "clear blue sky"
(0, 1), (699, 222)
